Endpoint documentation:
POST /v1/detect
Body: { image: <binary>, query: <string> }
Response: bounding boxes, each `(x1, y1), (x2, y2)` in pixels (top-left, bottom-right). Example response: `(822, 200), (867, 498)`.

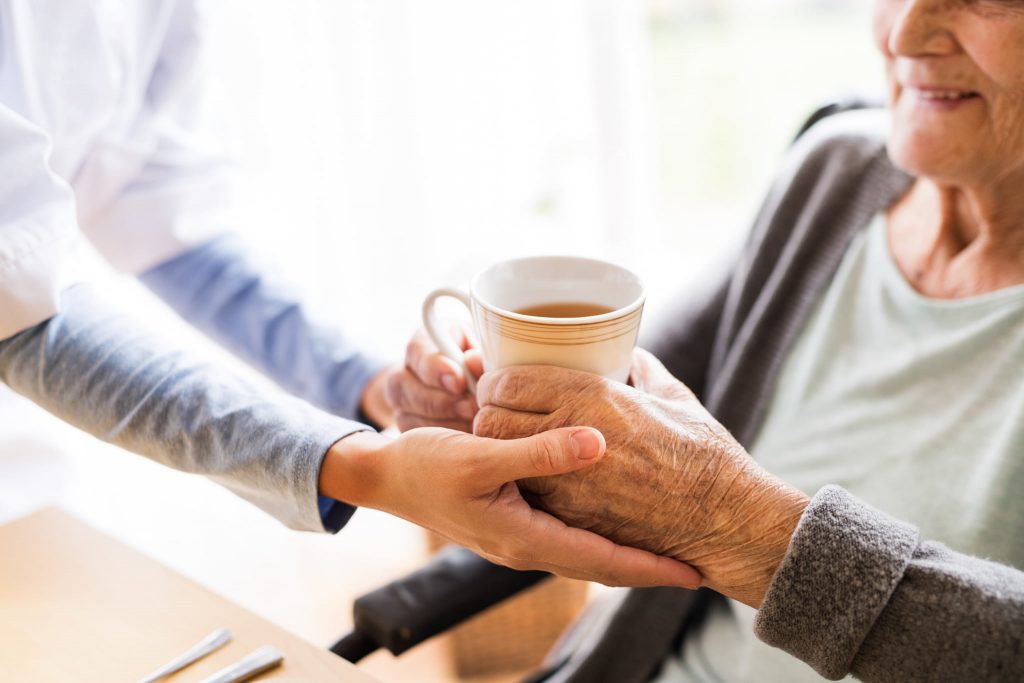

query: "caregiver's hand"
(319, 424), (701, 588)
(474, 349), (810, 607)
(384, 328), (483, 433)
(359, 367), (398, 430)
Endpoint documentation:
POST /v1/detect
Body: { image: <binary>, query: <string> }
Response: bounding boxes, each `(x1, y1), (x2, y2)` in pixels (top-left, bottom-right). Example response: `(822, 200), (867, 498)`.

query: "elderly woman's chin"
(886, 113), (984, 184)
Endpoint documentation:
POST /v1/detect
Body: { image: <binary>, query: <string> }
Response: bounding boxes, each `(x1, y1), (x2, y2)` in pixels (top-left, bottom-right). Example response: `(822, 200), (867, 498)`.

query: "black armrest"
(330, 545), (549, 662)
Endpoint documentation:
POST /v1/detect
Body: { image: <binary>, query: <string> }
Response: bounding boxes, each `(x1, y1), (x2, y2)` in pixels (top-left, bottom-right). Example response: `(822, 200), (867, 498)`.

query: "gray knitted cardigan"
(540, 110), (1024, 683)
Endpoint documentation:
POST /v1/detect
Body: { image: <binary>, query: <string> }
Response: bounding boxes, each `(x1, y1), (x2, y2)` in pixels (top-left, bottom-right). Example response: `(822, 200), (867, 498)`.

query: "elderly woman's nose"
(884, 0), (958, 58)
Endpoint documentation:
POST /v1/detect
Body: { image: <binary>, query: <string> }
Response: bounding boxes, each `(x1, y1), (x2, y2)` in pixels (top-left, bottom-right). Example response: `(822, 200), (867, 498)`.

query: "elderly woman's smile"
(875, 0), (1024, 185)
(904, 88), (979, 106)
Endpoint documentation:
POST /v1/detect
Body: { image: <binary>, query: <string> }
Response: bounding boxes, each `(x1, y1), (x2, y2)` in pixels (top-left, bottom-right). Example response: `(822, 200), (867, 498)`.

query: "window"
(197, 0), (880, 352)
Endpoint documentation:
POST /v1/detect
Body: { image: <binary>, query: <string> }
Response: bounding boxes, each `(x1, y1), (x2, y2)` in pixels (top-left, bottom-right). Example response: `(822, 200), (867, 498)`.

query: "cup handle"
(422, 287), (477, 394)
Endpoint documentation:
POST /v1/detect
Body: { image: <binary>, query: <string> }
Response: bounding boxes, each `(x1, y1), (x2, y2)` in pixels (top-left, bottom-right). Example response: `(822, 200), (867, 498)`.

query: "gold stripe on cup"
(476, 305), (644, 347)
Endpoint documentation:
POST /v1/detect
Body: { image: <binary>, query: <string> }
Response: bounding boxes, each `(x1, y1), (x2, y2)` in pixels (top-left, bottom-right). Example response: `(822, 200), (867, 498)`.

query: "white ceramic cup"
(422, 256), (646, 392)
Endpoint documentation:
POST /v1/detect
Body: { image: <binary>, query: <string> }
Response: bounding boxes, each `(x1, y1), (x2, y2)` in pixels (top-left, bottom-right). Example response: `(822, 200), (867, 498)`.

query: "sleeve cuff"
(318, 495), (357, 534)
(753, 485), (921, 680)
(285, 415), (372, 534)
(232, 402), (372, 534)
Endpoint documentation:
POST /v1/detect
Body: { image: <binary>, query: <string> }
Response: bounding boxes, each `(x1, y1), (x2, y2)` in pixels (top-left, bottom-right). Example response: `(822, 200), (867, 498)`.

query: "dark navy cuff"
(318, 495), (357, 534)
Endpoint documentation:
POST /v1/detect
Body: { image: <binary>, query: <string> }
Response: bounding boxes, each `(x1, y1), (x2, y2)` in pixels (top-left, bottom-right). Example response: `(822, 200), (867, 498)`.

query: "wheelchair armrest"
(793, 95), (884, 141)
(330, 545), (549, 661)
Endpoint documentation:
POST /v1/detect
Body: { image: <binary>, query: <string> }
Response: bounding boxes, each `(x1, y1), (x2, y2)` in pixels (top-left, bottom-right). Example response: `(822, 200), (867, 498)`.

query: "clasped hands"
(339, 330), (809, 604)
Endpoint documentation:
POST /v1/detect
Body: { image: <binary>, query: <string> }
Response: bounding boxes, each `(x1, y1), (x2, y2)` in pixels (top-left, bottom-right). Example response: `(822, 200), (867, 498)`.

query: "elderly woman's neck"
(887, 178), (1024, 299)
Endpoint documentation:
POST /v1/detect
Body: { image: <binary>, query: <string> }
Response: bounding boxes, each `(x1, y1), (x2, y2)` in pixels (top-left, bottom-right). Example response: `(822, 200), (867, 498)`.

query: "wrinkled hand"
(321, 426), (701, 588)
(384, 328), (483, 432)
(474, 350), (809, 607)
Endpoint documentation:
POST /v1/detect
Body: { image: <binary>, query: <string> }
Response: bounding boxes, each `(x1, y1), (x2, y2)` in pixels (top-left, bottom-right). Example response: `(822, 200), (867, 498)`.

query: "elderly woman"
(388, 0), (1024, 681)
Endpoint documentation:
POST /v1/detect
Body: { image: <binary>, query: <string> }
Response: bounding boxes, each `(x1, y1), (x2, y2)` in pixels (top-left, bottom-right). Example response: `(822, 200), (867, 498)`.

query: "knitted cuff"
(753, 485), (920, 679)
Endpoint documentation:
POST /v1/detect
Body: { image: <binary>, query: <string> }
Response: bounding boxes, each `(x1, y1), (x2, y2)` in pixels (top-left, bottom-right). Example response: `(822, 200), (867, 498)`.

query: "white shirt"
(0, 0), (231, 338)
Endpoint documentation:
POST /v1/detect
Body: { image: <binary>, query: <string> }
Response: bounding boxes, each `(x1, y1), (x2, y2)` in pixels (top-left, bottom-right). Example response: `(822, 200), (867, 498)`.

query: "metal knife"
(197, 645), (285, 683)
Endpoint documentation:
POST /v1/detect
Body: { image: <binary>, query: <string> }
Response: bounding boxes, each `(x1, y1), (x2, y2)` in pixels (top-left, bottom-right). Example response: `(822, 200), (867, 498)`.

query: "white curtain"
(204, 0), (658, 357)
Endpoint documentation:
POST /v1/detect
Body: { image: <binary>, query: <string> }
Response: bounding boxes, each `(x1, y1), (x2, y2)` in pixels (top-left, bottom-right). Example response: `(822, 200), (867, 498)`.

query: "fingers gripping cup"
(423, 256), (646, 392)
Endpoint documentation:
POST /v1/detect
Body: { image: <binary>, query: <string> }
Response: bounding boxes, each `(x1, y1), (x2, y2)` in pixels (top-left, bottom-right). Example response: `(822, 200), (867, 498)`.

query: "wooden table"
(0, 508), (380, 683)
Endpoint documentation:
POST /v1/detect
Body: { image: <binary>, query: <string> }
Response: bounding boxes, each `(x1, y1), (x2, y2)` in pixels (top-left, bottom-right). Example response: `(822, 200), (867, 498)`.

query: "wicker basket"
(426, 532), (589, 679)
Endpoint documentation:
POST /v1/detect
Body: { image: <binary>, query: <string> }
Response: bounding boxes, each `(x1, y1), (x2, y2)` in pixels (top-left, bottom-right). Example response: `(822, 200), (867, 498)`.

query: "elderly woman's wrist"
(738, 482), (809, 607)
(694, 473), (810, 608)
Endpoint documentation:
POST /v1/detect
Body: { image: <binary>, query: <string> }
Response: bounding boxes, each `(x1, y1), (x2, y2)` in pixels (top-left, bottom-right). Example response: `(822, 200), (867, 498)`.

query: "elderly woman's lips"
(905, 87), (981, 110)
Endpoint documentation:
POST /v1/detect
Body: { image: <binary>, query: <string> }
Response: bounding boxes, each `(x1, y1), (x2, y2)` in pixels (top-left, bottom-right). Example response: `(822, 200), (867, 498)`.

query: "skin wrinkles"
(876, 0), (1024, 297)
(597, 412), (682, 542)
(475, 351), (809, 608)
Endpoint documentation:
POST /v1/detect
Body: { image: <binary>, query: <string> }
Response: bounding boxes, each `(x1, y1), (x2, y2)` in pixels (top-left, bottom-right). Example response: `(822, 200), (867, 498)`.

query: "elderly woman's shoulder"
(796, 106), (890, 153)
(786, 107), (891, 172)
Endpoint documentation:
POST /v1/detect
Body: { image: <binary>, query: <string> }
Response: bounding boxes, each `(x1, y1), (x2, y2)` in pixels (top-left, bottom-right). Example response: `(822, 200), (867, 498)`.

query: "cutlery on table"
(135, 628), (234, 683)
(197, 645), (285, 683)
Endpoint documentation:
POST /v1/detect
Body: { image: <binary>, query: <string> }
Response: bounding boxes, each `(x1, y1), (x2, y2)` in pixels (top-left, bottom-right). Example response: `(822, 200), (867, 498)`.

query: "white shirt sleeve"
(0, 104), (80, 339)
(77, 0), (235, 274)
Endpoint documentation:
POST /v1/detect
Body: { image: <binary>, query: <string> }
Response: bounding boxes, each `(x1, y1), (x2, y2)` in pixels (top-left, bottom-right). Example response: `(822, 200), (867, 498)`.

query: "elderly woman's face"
(874, 0), (1024, 184)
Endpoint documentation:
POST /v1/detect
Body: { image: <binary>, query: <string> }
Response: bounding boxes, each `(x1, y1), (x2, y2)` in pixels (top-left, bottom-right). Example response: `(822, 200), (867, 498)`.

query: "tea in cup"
(422, 256), (645, 390)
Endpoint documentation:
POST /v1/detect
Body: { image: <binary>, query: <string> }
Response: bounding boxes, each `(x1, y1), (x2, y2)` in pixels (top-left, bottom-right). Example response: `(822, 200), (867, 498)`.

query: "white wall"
(201, 0), (659, 359)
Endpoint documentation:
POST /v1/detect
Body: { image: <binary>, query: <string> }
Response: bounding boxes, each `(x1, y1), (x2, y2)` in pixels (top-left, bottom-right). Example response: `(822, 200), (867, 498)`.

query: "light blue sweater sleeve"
(139, 233), (388, 530)
(139, 233), (387, 422)
(0, 286), (366, 532)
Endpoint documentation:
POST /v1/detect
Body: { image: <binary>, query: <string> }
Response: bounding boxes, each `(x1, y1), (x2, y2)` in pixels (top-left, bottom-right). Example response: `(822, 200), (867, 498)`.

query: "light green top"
(654, 214), (1024, 683)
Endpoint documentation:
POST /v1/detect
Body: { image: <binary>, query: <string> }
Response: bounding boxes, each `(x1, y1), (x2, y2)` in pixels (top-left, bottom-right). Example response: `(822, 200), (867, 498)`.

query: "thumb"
(630, 348), (696, 402)
(483, 427), (606, 485)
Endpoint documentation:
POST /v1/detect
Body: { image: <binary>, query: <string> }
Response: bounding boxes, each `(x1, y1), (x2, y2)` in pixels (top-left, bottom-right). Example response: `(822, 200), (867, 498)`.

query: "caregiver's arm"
(80, 2), (392, 430)
(0, 292), (699, 587)
(140, 233), (392, 428)
(0, 286), (367, 532)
